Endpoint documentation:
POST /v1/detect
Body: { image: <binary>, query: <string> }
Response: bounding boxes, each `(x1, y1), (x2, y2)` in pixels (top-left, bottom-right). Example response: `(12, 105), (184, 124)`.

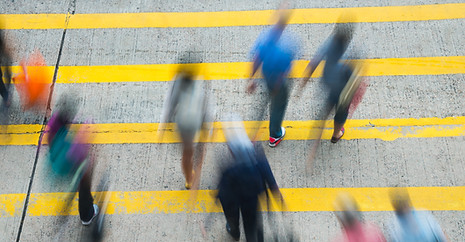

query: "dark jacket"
(217, 145), (278, 205)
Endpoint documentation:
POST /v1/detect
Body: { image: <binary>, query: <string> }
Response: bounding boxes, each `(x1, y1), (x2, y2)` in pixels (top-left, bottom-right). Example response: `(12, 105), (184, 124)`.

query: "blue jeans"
(268, 83), (289, 138)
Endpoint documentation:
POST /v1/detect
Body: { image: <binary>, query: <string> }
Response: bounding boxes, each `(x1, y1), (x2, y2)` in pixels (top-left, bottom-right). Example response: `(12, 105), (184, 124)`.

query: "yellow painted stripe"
(6, 56), (464, 84)
(0, 14), (66, 30)
(2, 4), (465, 29)
(0, 124), (42, 146)
(8, 56), (465, 83)
(0, 193), (26, 217)
(1, 186), (464, 217)
(1, 117), (465, 145)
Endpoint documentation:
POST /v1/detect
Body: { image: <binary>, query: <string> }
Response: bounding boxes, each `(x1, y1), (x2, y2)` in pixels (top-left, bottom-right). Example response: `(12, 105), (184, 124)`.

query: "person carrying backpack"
(46, 100), (99, 226)
(300, 18), (362, 163)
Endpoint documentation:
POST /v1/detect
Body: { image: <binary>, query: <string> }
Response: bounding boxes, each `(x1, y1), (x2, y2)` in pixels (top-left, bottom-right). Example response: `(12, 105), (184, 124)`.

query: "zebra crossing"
(1, 1), (465, 241)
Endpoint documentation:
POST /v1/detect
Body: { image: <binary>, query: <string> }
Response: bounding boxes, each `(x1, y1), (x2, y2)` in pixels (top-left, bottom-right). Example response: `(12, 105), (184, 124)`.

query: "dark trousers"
(220, 197), (263, 242)
(324, 63), (353, 125)
(78, 171), (94, 222)
(269, 83), (289, 138)
(0, 67), (9, 102)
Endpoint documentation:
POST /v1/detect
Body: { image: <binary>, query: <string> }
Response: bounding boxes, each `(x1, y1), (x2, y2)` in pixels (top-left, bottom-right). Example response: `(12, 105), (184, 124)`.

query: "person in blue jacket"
(247, 7), (299, 148)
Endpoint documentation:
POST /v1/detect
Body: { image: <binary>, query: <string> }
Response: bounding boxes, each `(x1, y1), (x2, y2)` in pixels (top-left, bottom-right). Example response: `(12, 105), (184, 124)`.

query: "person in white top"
(158, 53), (213, 189)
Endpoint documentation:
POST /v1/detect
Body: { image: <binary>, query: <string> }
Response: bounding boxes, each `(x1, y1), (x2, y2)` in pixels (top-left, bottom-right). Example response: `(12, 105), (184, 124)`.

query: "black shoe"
(81, 204), (99, 226)
(226, 223), (240, 241)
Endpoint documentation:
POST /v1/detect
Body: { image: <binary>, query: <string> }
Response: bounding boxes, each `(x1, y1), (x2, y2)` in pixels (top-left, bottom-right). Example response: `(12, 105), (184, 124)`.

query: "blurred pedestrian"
(217, 119), (282, 241)
(332, 193), (386, 242)
(13, 50), (52, 111)
(46, 100), (99, 225)
(301, 19), (361, 162)
(388, 188), (447, 242)
(158, 53), (212, 190)
(247, 4), (300, 147)
(0, 29), (12, 108)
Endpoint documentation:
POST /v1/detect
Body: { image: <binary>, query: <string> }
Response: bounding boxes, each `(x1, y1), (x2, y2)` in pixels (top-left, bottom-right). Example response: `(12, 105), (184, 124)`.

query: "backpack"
(49, 127), (74, 175)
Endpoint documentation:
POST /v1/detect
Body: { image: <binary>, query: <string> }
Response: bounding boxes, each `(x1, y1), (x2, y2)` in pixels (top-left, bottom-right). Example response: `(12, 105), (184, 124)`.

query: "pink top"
(332, 221), (386, 242)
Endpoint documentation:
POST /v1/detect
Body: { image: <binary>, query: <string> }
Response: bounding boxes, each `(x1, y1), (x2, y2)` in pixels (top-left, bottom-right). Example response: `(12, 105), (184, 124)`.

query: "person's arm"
(201, 83), (216, 140)
(257, 157), (284, 208)
(157, 78), (179, 141)
(247, 54), (262, 94)
(255, 145), (280, 193)
(247, 29), (267, 94)
(2, 53), (12, 86)
(0, 37), (12, 91)
(46, 113), (60, 144)
(301, 37), (331, 87)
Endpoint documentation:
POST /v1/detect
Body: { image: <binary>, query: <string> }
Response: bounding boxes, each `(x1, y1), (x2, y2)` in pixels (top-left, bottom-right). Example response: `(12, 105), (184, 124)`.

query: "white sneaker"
(82, 204), (99, 226)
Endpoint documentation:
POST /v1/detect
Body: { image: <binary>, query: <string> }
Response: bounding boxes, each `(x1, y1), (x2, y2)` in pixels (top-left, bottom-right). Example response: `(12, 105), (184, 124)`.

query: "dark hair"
(176, 50), (201, 81)
(334, 23), (354, 44)
(56, 94), (79, 124)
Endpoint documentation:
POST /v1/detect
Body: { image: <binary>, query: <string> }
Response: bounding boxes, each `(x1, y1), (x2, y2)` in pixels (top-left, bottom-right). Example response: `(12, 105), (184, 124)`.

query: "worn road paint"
(1, 186), (464, 217)
(1, 117), (465, 145)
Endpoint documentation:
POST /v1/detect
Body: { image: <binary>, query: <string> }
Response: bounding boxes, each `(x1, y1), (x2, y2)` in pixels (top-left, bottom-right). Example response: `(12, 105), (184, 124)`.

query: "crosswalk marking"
(1, 117), (464, 145)
(6, 56), (465, 84)
(1, 5), (463, 241)
(1, 186), (463, 217)
(1, 3), (465, 29)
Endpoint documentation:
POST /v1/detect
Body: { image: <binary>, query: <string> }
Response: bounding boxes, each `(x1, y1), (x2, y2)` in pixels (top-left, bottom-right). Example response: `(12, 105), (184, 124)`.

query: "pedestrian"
(0, 29), (12, 108)
(158, 53), (211, 189)
(247, 5), (300, 147)
(301, 19), (359, 162)
(217, 119), (282, 241)
(388, 188), (447, 242)
(332, 193), (386, 242)
(46, 100), (99, 226)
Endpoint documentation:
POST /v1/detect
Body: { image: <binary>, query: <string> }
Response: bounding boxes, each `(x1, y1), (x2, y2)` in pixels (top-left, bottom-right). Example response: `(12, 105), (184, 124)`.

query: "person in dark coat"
(217, 121), (282, 241)
(0, 29), (12, 108)
(301, 21), (356, 144)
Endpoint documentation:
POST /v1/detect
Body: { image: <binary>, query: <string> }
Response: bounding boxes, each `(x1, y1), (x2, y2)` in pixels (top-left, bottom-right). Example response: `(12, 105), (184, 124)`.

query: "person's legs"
(179, 126), (197, 189)
(255, 211), (264, 242)
(0, 67), (8, 103)
(241, 198), (262, 242)
(191, 142), (205, 190)
(182, 141), (194, 189)
(220, 198), (241, 240)
(268, 83), (289, 147)
(331, 65), (352, 140)
(332, 109), (348, 139)
(79, 170), (96, 223)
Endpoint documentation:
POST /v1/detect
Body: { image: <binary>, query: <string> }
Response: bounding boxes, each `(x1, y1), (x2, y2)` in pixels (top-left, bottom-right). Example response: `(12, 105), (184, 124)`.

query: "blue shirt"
(389, 210), (446, 242)
(251, 26), (299, 90)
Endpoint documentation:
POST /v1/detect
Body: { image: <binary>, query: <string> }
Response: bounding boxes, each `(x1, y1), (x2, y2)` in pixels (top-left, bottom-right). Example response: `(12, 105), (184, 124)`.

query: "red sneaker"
(269, 127), (286, 148)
